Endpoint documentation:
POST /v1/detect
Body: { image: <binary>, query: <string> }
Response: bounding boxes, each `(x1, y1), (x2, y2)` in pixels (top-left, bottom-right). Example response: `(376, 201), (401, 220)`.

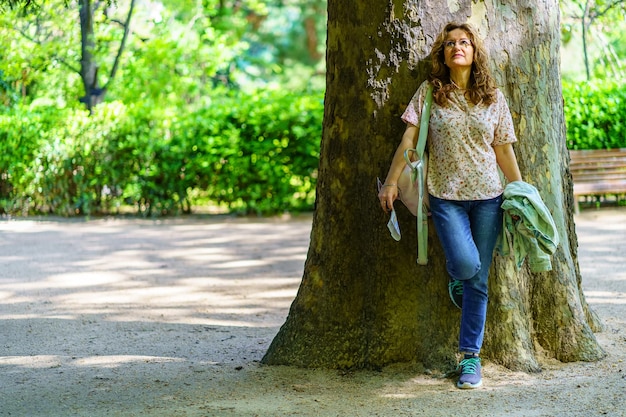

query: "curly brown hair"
(428, 22), (497, 106)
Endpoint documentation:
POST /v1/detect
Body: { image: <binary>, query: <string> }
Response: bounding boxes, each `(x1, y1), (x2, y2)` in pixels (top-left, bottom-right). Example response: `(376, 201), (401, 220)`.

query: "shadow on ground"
(0, 210), (625, 417)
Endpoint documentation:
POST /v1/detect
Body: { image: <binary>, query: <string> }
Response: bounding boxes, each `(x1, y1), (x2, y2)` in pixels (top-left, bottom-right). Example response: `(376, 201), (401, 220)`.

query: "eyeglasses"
(444, 39), (472, 49)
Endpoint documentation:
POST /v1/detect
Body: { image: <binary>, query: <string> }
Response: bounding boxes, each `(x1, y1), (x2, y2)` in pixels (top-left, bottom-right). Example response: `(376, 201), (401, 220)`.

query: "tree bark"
(78, 0), (101, 112)
(582, 0), (591, 81)
(78, 0), (135, 112)
(262, 0), (606, 371)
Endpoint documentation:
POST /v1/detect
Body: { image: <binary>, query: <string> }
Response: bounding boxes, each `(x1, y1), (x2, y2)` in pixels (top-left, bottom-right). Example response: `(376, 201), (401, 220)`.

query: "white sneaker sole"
(457, 379), (483, 389)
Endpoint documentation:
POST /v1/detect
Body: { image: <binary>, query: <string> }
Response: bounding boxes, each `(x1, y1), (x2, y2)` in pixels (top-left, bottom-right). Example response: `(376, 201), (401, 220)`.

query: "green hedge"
(0, 88), (323, 216)
(563, 80), (626, 150)
(7, 80), (619, 217)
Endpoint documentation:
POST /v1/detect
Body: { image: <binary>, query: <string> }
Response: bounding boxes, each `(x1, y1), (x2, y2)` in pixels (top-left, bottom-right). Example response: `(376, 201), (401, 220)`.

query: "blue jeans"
(429, 194), (503, 354)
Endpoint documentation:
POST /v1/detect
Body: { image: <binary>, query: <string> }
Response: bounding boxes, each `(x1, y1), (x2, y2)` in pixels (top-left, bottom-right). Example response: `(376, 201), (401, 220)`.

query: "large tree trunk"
(262, 0), (606, 371)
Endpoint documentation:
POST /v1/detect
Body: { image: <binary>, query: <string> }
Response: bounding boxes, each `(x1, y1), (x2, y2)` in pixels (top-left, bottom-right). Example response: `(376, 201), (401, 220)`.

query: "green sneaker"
(448, 278), (463, 309)
(457, 356), (482, 389)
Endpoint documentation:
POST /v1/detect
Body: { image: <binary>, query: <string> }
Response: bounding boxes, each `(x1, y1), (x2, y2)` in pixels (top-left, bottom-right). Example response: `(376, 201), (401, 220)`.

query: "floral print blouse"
(401, 80), (518, 201)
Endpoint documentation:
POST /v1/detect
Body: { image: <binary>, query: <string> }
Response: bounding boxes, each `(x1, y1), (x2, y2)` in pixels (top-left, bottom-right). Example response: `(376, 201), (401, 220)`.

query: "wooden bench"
(569, 148), (626, 213)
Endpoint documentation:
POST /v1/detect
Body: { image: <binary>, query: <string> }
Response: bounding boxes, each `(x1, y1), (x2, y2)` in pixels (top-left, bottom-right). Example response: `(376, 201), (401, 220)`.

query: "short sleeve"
(492, 90), (518, 146)
(401, 81), (431, 126)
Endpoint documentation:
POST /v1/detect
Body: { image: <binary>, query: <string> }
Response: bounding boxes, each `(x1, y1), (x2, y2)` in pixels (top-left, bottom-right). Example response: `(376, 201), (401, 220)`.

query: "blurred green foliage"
(0, 0), (326, 216)
(2, 0), (624, 217)
(0, 88), (323, 216)
(563, 80), (626, 150)
(560, 0), (626, 82)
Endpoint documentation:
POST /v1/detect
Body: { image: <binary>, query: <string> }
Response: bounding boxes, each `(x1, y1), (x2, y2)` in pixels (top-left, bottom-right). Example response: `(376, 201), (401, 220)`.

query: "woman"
(378, 22), (522, 389)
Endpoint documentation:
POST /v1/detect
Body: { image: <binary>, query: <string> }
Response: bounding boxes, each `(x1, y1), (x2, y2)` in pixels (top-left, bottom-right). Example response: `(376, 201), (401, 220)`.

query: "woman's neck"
(450, 68), (471, 89)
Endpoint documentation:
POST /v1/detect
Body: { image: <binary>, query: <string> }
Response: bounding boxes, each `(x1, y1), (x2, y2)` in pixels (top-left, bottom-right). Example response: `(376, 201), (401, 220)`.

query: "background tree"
(561, 0), (626, 80)
(262, 0), (606, 371)
(0, 0), (327, 109)
(0, 0), (328, 216)
(0, 0), (136, 111)
(78, 0), (135, 111)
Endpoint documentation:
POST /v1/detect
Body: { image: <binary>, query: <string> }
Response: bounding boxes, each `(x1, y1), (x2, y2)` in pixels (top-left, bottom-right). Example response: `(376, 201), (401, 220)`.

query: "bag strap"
(417, 85), (433, 158)
(415, 84), (433, 265)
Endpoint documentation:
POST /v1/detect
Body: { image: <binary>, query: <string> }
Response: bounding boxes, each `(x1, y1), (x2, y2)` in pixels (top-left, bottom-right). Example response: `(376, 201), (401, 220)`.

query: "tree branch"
(9, 24), (80, 73)
(593, 0), (626, 19)
(0, 0), (34, 11)
(103, 0), (135, 90)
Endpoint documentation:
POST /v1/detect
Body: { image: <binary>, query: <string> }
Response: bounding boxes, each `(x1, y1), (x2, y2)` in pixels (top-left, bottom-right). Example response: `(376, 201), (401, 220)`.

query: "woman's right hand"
(379, 124), (419, 214)
(378, 183), (398, 213)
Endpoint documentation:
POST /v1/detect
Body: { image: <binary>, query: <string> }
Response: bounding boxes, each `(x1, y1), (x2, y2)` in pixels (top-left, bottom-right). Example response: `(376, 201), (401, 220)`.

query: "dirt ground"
(0, 208), (625, 417)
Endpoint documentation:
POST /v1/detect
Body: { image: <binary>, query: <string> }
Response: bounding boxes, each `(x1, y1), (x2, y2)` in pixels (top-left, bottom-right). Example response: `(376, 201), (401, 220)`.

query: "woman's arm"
(378, 125), (419, 213)
(494, 143), (522, 183)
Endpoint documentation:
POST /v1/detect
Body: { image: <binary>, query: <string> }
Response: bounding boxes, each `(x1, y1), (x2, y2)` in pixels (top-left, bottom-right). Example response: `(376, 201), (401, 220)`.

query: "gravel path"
(0, 210), (624, 417)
